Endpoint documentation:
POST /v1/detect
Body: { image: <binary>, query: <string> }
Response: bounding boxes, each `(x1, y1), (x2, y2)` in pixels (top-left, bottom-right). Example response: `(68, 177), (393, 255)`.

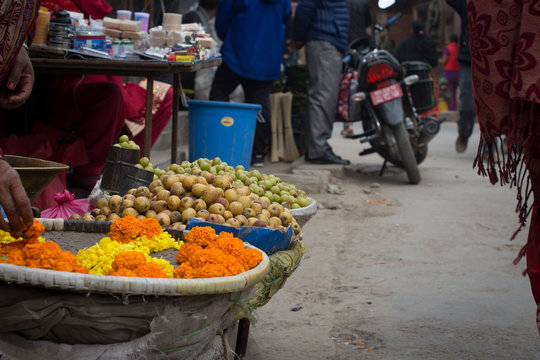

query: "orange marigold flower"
(0, 248), (25, 265)
(23, 241), (87, 273)
(111, 251), (147, 271)
(139, 218), (162, 238)
(109, 268), (136, 277)
(173, 262), (194, 278)
(215, 235), (245, 256)
(134, 263), (167, 278)
(176, 243), (202, 264)
(173, 226), (262, 279)
(184, 226), (216, 247)
(239, 248), (263, 269)
(195, 263), (231, 278)
(22, 219), (45, 239)
(108, 215), (141, 243)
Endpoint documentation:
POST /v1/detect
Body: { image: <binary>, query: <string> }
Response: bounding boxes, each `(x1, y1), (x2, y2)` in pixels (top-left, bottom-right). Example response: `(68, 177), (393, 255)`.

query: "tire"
(392, 122), (421, 184)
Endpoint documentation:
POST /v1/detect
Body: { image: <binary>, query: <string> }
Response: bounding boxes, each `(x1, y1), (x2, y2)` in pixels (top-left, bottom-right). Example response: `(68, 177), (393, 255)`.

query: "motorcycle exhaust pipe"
(418, 116), (441, 144)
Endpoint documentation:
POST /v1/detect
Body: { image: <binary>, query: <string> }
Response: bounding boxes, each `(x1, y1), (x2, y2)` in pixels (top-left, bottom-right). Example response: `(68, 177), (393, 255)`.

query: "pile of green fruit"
(156, 158), (312, 209)
(113, 134), (140, 151)
(134, 156), (166, 181)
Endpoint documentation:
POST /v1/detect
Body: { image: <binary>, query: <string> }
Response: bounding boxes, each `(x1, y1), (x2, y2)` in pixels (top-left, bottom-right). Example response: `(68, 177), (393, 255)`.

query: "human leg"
(241, 78), (273, 164)
(304, 40), (346, 162)
(209, 62), (242, 102)
(456, 64), (476, 153)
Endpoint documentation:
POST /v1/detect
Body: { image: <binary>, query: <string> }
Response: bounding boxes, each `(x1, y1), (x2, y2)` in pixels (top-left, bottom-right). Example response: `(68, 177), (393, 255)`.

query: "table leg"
(144, 76), (154, 159)
(234, 318), (250, 359)
(172, 73), (179, 164)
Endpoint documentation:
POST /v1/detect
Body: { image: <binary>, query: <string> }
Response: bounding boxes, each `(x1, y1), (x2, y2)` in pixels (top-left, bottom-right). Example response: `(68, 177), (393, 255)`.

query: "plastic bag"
(41, 190), (92, 219)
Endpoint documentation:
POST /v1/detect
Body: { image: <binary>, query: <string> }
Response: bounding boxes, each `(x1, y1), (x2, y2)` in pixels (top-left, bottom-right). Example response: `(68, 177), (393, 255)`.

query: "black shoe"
(251, 154), (265, 167)
(306, 152), (351, 165)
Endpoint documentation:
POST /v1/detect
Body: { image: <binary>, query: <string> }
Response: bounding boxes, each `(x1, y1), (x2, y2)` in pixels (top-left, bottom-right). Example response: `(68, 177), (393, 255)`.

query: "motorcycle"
(341, 13), (443, 184)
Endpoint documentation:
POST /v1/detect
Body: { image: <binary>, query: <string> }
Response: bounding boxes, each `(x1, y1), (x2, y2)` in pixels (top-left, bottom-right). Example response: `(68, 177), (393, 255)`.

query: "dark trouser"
(457, 63), (476, 139)
(304, 40), (343, 159)
(209, 62), (272, 158)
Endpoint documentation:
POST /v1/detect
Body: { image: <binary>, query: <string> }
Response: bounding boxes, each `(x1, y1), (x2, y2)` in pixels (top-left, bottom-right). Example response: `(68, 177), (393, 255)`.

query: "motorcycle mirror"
(351, 92), (366, 102)
(378, 0), (395, 9)
(404, 75), (419, 86)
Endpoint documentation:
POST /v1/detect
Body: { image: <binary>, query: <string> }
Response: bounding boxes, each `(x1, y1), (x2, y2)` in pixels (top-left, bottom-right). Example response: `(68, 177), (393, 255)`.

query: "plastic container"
(100, 146), (140, 193)
(402, 61), (436, 113)
(188, 100), (261, 169)
(34, 9), (50, 45)
(134, 11), (150, 32)
(116, 10), (132, 20)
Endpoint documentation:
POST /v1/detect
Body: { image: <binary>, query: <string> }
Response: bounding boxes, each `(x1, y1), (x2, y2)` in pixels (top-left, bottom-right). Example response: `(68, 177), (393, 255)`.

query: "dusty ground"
(245, 122), (540, 359)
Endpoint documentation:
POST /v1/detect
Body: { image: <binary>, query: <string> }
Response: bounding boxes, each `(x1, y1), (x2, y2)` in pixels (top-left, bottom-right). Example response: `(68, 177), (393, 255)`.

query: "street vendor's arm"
(0, 45), (34, 110)
(0, 153), (33, 237)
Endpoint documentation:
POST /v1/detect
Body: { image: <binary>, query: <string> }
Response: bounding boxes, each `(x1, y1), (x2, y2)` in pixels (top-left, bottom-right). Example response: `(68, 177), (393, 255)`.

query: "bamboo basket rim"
(0, 219), (270, 296)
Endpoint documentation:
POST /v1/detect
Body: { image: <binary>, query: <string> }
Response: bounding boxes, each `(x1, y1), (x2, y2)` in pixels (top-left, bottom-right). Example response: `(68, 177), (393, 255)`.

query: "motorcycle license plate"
(370, 83), (403, 105)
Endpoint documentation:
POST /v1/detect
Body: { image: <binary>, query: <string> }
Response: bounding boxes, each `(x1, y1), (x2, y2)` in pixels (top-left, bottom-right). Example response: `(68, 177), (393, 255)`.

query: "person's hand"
(0, 47), (35, 109)
(0, 159), (33, 237)
(287, 39), (305, 52)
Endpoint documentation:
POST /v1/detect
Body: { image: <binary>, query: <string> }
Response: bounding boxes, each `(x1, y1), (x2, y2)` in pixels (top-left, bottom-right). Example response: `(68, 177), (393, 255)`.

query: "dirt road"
(246, 122), (540, 359)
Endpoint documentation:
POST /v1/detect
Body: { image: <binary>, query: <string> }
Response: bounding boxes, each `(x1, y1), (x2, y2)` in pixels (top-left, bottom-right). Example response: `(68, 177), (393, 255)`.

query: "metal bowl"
(5, 155), (69, 202)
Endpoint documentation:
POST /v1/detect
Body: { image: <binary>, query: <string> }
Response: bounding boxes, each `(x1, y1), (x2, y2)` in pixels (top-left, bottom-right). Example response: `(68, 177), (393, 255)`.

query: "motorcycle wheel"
(361, 118), (427, 166)
(392, 122), (421, 184)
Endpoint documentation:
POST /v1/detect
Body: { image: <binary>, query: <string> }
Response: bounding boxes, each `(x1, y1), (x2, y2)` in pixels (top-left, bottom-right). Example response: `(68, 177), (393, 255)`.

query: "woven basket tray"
(0, 218), (270, 297)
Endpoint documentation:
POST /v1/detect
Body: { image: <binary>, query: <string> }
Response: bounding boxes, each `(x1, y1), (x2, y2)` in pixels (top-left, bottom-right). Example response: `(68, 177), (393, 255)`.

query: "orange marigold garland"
(22, 241), (88, 273)
(20, 218), (45, 239)
(183, 226), (216, 247)
(108, 251), (166, 278)
(173, 226), (262, 279)
(139, 218), (163, 238)
(108, 215), (141, 243)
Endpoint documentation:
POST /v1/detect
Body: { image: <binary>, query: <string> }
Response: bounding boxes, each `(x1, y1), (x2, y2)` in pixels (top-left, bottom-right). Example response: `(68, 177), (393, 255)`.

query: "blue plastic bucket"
(188, 100), (261, 168)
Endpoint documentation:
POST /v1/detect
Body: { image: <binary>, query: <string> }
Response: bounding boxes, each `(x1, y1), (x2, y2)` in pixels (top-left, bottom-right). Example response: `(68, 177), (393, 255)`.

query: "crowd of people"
(0, 0), (470, 212)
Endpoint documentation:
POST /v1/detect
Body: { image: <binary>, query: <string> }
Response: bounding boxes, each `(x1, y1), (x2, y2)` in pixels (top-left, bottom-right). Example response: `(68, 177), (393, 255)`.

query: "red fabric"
(82, 75), (174, 156)
(468, 0), (540, 333)
(335, 71), (358, 123)
(442, 42), (460, 72)
(0, 0), (40, 83)
(41, 0), (81, 13)
(131, 84), (174, 156)
(72, 0), (112, 19)
(0, 122), (88, 209)
(41, 0), (112, 19)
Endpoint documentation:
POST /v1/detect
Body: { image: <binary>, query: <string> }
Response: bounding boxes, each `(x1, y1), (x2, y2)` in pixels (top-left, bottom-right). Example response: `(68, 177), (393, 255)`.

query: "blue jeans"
(458, 63), (476, 139)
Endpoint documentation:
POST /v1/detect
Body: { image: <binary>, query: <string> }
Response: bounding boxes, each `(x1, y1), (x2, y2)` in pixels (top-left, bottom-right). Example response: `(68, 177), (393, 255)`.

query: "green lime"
(139, 156), (150, 167)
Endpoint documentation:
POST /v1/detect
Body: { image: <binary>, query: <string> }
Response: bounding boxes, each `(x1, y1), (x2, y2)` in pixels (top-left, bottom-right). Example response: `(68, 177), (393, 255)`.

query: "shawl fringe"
(474, 100), (537, 269)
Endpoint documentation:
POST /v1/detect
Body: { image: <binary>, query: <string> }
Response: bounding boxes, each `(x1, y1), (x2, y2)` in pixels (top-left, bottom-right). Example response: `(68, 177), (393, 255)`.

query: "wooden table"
(29, 45), (221, 163)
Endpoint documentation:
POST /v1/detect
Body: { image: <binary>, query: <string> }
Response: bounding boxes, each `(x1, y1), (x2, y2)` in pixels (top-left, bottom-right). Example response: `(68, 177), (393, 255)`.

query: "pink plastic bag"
(41, 190), (93, 219)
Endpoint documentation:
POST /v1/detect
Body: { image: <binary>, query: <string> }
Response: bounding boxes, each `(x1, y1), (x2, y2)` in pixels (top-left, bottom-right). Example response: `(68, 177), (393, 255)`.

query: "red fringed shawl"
(0, 0), (40, 82)
(469, 0), (540, 251)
